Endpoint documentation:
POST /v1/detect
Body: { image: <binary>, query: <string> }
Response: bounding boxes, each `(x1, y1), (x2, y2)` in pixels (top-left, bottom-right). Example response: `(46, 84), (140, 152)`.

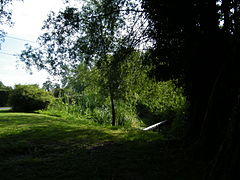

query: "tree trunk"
(110, 91), (116, 126)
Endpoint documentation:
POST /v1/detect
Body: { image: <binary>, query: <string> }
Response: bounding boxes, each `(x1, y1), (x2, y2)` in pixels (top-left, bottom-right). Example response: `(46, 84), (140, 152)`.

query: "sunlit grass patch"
(0, 111), (205, 180)
(0, 111), (163, 156)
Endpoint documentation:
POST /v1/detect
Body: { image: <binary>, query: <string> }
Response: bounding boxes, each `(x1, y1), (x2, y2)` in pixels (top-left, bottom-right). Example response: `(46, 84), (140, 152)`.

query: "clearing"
(0, 110), (206, 179)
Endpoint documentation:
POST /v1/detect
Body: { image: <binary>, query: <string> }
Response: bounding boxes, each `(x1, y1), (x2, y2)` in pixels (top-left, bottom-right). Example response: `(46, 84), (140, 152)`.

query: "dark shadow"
(0, 109), (12, 113)
(0, 112), (206, 180)
(136, 103), (176, 127)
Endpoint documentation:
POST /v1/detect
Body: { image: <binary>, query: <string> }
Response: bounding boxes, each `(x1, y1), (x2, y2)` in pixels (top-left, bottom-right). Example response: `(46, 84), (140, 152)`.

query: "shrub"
(0, 90), (11, 107)
(136, 80), (187, 138)
(9, 85), (53, 112)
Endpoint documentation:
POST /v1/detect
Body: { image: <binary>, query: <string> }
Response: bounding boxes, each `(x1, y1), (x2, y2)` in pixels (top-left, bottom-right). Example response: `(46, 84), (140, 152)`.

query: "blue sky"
(0, 0), (67, 87)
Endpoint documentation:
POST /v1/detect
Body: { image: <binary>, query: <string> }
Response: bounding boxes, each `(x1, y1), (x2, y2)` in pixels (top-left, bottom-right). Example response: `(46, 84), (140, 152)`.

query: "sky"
(0, 0), (68, 87)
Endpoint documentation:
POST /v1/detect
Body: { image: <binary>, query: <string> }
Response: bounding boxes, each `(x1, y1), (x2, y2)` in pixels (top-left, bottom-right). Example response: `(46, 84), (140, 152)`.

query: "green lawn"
(0, 110), (206, 179)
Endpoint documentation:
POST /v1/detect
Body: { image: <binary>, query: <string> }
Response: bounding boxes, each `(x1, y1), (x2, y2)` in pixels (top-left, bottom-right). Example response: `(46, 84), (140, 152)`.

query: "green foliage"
(91, 107), (112, 125)
(39, 49), (187, 134)
(140, 81), (186, 115)
(136, 80), (187, 138)
(19, 0), (188, 137)
(19, 0), (153, 127)
(20, 0), (145, 74)
(44, 60), (187, 135)
(41, 98), (90, 122)
(115, 100), (140, 127)
(0, 81), (12, 107)
(56, 50), (148, 127)
(42, 79), (60, 92)
(9, 85), (54, 112)
(0, 81), (12, 90)
(0, 90), (10, 107)
(0, 81), (4, 89)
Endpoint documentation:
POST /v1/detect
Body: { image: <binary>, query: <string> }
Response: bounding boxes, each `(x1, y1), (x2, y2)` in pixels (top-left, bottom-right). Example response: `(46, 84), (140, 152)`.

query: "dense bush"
(0, 90), (11, 107)
(136, 80), (187, 138)
(9, 85), (53, 112)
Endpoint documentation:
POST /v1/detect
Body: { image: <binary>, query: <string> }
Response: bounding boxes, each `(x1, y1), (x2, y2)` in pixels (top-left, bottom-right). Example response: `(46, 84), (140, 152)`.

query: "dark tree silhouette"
(142, 0), (240, 179)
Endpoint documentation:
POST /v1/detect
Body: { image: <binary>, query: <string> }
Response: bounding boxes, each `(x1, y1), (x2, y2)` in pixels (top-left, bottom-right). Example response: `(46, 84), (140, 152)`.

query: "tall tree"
(20, 0), (146, 126)
(142, 0), (240, 178)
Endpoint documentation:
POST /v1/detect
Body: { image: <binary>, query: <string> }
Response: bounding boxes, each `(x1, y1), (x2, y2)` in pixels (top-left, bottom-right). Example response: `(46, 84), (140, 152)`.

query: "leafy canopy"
(20, 0), (147, 75)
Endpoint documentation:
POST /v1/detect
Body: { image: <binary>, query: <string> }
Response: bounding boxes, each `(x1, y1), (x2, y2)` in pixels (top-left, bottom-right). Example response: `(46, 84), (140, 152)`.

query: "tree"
(20, 0), (146, 126)
(42, 78), (60, 92)
(142, 0), (240, 178)
(0, 81), (5, 89)
(0, 81), (12, 107)
(96, 49), (148, 126)
(0, 0), (22, 43)
(62, 50), (150, 126)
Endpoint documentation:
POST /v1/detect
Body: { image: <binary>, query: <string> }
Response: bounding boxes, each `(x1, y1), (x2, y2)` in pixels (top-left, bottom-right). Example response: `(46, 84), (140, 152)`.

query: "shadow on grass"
(0, 109), (12, 113)
(0, 112), (206, 180)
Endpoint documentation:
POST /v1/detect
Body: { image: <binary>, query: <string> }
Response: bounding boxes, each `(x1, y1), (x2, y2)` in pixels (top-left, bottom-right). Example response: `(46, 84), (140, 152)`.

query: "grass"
(0, 109), (207, 179)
